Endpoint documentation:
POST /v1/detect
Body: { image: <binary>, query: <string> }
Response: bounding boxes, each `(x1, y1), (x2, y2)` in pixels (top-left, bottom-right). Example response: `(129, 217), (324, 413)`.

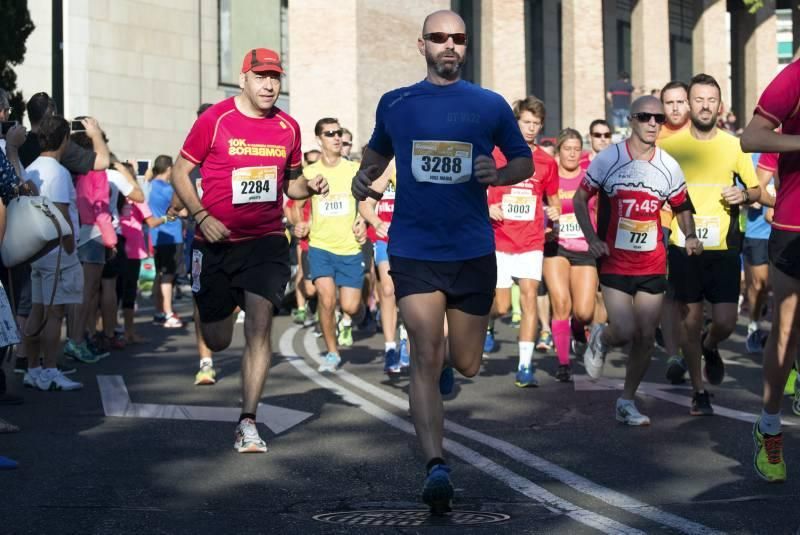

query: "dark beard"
(426, 50), (464, 80)
(691, 114), (716, 132)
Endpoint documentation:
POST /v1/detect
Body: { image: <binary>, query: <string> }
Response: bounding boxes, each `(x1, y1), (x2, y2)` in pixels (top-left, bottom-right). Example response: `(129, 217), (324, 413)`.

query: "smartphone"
(136, 160), (151, 176)
(71, 120), (86, 132)
(1, 121), (18, 135)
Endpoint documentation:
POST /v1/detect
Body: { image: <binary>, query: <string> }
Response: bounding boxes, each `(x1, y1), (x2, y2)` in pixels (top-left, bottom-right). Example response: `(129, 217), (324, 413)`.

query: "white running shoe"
(35, 368), (83, 391)
(583, 324), (608, 379)
(163, 313), (184, 329)
(615, 401), (651, 426)
(234, 418), (268, 453)
(318, 352), (341, 373)
(23, 367), (42, 388)
(236, 310), (246, 324)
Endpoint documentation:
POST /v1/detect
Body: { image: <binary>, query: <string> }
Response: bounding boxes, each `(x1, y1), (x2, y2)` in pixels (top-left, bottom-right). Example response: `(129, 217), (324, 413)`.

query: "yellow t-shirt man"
(659, 128), (758, 251)
(305, 158), (362, 256)
(655, 121), (690, 228)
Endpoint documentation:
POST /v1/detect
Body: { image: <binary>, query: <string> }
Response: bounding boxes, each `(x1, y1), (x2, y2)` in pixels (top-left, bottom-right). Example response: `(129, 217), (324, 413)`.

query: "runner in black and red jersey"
(171, 48), (328, 453)
(487, 96), (561, 385)
(575, 95), (702, 426)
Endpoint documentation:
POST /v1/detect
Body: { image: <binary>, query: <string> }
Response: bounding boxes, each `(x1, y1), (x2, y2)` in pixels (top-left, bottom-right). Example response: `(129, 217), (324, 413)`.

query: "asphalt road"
(2, 296), (799, 534)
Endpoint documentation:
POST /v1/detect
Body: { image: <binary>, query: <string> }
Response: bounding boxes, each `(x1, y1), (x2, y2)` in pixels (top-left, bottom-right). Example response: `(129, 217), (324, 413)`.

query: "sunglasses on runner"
(591, 132), (612, 139)
(631, 112), (666, 124)
(423, 32), (467, 45)
(321, 129), (343, 138)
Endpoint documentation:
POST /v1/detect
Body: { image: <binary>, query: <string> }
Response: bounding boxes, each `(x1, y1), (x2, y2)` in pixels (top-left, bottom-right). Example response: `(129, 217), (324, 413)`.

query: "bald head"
(422, 10), (465, 35)
(630, 95), (663, 115)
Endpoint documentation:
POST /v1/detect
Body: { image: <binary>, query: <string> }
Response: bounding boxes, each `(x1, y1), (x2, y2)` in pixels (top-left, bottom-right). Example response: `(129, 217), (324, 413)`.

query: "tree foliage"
(0, 0), (35, 122)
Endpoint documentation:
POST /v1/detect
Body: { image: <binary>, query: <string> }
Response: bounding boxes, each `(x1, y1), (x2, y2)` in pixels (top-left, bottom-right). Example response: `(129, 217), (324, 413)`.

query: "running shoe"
(483, 329), (496, 353)
(583, 324), (607, 379)
(570, 338), (587, 358)
(35, 368), (83, 391)
(23, 368), (40, 388)
(665, 355), (687, 385)
(153, 313), (167, 324)
(439, 366), (454, 396)
(63, 339), (80, 360)
(701, 333), (725, 385)
(236, 310), (246, 324)
(785, 368), (798, 397)
(745, 329), (764, 354)
(292, 308), (307, 325)
(690, 390), (714, 416)
(194, 364), (217, 385)
(399, 339), (410, 369)
(338, 323), (353, 347)
(515, 365), (538, 388)
(87, 335), (111, 359)
(318, 352), (341, 373)
(793, 389), (800, 417)
(615, 402), (651, 426)
(510, 313), (521, 328)
(233, 418), (268, 453)
(163, 313), (184, 329)
(421, 463), (454, 515)
(57, 363), (77, 375)
(555, 364), (573, 383)
(535, 330), (553, 352)
(753, 420), (786, 483)
(66, 341), (100, 364)
(109, 333), (126, 350)
(384, 348), (401, 375)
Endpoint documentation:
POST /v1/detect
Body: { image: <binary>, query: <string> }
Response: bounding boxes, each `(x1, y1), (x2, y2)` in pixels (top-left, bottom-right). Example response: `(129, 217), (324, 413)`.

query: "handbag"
(0, 195), (72, 268)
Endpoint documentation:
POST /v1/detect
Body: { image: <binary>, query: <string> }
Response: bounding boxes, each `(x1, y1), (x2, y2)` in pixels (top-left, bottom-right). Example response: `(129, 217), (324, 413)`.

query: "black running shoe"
(701, 333), (725, 385)
(665, 356), (687, 385)
(555, 364), (573, 383)
(690, 390), (714, 416)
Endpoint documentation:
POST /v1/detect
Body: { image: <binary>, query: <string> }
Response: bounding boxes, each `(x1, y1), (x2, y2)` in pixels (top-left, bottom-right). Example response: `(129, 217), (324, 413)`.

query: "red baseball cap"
(241, 48), (284, 74)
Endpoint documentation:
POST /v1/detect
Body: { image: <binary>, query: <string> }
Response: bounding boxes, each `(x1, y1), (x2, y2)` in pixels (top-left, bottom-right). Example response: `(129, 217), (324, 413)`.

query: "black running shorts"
(192, 235), (290, 323)
(600, 273), (668, 296)
(769, 228), (800, 280)
(667, 246), (740, 304)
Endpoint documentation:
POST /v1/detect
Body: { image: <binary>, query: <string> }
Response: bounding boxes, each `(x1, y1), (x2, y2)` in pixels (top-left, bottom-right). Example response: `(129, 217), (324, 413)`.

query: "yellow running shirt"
(306, 158), (362, 255)
(659, 128), (757, 251)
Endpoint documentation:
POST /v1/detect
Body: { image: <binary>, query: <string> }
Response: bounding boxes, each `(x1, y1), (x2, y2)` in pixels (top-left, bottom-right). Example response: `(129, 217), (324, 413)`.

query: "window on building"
(451, 0), (481, 83)
(218, 0), (288, 95)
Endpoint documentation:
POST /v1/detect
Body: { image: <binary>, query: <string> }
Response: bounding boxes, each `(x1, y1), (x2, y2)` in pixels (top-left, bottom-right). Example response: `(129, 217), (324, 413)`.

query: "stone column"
(630, 0), (670, 95)
(693, 0), (731, 105)
(743, 6), (777, 119)
(480, 0), (526, 103)
(561, 0), (605, 131)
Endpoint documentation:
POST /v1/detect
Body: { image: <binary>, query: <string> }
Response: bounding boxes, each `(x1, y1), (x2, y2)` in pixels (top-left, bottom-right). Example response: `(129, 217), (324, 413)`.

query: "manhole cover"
(313, 510), (510, 527)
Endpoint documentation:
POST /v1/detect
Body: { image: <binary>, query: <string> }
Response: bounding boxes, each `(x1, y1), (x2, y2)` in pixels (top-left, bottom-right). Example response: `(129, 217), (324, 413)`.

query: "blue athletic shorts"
(308, 247), (364, 289)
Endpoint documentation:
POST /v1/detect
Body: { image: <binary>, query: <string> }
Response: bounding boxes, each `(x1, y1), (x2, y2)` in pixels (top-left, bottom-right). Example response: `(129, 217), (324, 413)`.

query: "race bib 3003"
(502, 194), (536, 221)
(676, 216), (720, 247)
(232, 166), (278, 204)
(411, 140), (472, 184)
(615, 218), (657, 252)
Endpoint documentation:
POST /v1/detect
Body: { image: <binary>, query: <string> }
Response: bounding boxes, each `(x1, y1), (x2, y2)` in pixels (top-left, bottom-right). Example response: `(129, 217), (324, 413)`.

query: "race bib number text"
(411, 140), (472, 184)
(676, 216), (720, 247)
(615, 218), (657, 252)
(559, 213), (584, 239)
(502, 194), (536, 221)
(232, 166), (278, 204)
(319, 193), (351, 217)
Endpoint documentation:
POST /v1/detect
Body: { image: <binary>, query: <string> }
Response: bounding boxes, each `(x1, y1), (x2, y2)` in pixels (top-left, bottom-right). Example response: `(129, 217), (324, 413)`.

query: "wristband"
(685, 232), (697, 240)
(742, 189), (750, 204)
(197, 214), (211, 227)
(192, 208), (208, 219)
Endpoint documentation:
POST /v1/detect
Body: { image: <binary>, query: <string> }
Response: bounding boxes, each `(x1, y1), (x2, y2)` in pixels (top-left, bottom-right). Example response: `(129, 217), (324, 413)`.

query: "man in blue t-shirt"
(352, 9), (532, 514)
(148, 155), (185, 328)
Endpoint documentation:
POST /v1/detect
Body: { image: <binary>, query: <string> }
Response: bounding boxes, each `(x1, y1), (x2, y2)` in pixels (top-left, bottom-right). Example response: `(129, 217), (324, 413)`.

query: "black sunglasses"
(423, 32), (467, 45)
(591, 132), (612, 139)
(322, 129), (343, 138)
(342, 141), (352, 147)
(631, 112), (666, 124)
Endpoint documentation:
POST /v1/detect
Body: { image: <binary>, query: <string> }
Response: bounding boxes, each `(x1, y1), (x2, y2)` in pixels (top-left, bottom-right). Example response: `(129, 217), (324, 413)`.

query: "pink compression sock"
(552, 319), (571, 366)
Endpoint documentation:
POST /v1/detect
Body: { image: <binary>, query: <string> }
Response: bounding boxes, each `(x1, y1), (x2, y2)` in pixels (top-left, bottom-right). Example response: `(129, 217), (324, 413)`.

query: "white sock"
(200, 358), (213, 368)
(759, 410), (781, 435)
(748, 321), (758, 335)
(342, 315), (352, 327)
(385, 342), (397, 351)
(518, 341), (534, 368)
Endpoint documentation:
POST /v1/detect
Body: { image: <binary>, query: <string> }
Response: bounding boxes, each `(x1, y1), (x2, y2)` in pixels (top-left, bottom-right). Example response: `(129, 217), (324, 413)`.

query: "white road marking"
(573, 374), (795, 426)
(279, 327), (644, 534)
(97, 375), (312, 434)
(300, 329), (723, 535)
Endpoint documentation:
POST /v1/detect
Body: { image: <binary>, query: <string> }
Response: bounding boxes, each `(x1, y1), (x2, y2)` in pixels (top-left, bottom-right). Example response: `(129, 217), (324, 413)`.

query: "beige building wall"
(693, 0), (731, 105)
(480, 0), (526, 103)
(744, 13), (777, 120)
(18, 0), (224, 161)
(561, 0), (605, 131)
(630, 0), (670, 94)
(13, 0), (53, 112)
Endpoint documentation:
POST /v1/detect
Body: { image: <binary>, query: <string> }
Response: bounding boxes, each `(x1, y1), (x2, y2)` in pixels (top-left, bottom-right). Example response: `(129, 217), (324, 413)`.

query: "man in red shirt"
(488, 96), (561, 385)
(171, 48), (328, 453)
(575, 96), (701, 426)
(741, 58), (800, 482)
